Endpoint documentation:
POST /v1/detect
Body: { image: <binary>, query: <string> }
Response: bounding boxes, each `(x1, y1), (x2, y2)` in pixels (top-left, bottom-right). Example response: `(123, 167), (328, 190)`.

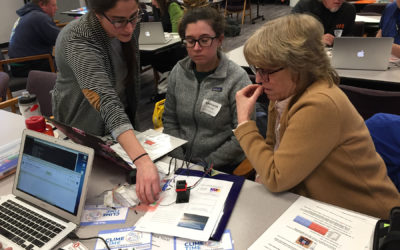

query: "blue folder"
(175, 168), (245, 241)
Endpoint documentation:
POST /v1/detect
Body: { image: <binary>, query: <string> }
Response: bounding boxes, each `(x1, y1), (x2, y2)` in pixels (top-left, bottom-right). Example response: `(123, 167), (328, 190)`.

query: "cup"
(334, 29), (343, 38)
(18, 91), (41, 119)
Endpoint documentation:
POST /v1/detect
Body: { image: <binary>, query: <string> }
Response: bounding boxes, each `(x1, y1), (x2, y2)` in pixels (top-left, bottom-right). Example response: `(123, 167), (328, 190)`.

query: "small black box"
(176, 180), (190, 203)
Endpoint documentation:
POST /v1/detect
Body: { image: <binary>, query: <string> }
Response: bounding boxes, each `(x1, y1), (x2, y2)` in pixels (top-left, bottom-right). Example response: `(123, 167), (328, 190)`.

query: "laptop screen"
(16, 134), (89, 216)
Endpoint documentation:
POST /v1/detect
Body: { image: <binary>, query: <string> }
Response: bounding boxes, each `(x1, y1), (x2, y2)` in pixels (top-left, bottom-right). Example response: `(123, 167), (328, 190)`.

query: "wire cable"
(67, 232), (111, 250)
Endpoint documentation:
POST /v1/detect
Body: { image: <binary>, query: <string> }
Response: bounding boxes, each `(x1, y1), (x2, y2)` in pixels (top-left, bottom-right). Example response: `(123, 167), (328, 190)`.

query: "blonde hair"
(244, 14), (339, 106)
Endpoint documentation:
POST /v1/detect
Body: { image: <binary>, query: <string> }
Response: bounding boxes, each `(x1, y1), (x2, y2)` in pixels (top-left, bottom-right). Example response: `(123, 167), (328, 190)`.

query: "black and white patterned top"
(52, 11), (141, 138)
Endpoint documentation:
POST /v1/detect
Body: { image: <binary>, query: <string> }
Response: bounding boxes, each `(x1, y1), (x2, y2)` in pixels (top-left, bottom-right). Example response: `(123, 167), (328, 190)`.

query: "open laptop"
(139, 22), (172, 45)
(331, 37), (394, 71)
(0, 129), (94, 250)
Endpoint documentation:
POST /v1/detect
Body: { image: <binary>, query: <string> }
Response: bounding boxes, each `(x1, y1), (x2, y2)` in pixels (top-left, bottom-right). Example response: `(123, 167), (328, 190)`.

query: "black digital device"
(176, 180), (190, 203)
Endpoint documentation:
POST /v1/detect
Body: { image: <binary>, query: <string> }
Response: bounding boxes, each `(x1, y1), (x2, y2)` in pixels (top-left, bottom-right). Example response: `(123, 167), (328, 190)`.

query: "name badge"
(200, 99), (222, 117)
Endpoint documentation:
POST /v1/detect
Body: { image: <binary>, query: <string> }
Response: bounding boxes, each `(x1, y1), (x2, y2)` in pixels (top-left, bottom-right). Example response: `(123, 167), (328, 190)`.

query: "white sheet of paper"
(248, 196), (378, 250)
(111, 129), (186, 168)
(135, 175), (233, 241)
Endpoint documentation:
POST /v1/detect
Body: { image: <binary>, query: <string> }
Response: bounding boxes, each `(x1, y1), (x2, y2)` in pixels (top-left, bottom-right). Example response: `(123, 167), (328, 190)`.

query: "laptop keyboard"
(0, 199), (66, 249)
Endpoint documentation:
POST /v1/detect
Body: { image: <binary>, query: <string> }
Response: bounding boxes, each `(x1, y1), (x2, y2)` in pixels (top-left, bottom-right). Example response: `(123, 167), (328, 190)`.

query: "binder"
(176, 168), (245, 241)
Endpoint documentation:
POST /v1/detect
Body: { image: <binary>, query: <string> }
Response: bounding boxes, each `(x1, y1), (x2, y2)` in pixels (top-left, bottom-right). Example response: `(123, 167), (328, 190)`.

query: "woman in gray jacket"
(163, 7), (253, 173)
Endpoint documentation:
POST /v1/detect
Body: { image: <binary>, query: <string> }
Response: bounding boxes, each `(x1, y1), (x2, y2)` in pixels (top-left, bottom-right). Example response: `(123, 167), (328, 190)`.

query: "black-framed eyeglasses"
(249, 65), (284, 82)
(103, 10), (143, 29)
(182, 36), (217, 48)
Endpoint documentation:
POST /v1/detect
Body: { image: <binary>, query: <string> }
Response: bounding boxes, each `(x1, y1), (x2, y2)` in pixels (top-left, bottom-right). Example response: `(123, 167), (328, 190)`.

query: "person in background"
(292, 0), (355, 46)
(152, 0), (183, 33)
(234, 14), (400, 219)
(52, 0), (160, 204)
(8, 0), (59, 77)
(163, 7), (254, 173)
(376, 0), (400, 58)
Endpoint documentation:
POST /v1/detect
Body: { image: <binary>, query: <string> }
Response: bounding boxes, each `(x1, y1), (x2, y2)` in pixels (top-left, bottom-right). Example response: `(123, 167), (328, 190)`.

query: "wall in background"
(0, 0), (85, 45)
(0, 0), (24, 44)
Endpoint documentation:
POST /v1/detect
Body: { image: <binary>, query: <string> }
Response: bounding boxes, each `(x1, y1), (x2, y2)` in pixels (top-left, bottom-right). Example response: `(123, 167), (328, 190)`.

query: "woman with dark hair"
(162, 7), (253, 173)
(52, 0), (160, 204)
(151, 0), (183, 33)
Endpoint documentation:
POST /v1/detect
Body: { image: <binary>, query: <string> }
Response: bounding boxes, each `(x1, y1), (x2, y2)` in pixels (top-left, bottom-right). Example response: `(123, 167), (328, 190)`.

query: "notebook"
(0, 129), (94, 249)
(331, 37), (394, 71)
(139, 22), (171, 45)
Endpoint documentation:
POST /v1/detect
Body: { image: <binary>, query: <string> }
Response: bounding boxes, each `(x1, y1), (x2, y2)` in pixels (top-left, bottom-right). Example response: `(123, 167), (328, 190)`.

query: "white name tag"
(200, 99), (222, 117)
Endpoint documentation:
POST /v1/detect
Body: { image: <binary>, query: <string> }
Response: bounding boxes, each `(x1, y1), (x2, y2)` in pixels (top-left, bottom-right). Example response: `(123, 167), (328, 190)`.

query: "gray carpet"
(136, 3), (292, 131)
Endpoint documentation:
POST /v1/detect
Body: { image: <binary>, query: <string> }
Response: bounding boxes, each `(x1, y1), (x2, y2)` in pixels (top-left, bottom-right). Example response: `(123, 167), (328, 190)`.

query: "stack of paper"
(0, 138), (21, 179)
(249, 196), (378, 250)
(134, 175), (233, 241)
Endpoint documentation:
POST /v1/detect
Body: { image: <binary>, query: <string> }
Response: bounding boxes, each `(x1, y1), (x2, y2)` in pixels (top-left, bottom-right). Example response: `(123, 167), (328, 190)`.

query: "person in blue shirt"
(376, 0), (400, 58)
(8, 0), (59, 77)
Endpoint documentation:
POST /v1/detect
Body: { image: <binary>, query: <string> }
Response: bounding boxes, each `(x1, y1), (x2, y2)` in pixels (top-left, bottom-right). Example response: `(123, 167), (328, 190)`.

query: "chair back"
(0, 72), (9, 101)
(340, 84), (400, 120)
(26, 70), (57, 117)
(360, 3), (387, 15)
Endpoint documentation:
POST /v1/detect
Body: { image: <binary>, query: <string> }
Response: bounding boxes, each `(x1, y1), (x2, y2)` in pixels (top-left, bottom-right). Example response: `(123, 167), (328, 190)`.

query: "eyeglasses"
(182, 36), (216, 48)
(102, 10), (143, 29)
(249, 65), (284, 82)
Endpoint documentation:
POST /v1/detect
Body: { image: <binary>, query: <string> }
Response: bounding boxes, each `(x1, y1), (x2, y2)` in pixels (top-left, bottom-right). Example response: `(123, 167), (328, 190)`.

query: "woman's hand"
(117, 130), (161, 204)
(134, 155), (161, 204)
(0, 242), (12, 250)
(236, 84), (264, 124)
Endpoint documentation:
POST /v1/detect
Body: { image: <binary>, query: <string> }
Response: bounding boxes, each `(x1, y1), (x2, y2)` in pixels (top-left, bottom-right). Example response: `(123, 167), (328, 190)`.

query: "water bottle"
(18, 91), (41, 119)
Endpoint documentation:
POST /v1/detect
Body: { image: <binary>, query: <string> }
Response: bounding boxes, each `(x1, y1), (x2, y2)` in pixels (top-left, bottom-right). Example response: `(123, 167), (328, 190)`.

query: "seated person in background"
(8, 0), (59, 77)
(292, 0), (355, 46)
(234, 14), (400, 219)
(152, 0), (183, 33)
(52, 0), (160, 204)
(163, 7), (254, 174)
(376, 0), (400, 58)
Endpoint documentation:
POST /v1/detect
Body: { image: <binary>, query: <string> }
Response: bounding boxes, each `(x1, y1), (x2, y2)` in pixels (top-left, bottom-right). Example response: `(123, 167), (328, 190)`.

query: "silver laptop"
(331, 37), (394, 71)
(139, 22), (171, 45)
(0, 129), (94, 250)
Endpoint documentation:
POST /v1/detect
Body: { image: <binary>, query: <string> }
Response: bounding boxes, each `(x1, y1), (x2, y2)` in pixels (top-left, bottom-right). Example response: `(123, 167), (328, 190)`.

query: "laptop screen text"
(16, 135), (89, 215)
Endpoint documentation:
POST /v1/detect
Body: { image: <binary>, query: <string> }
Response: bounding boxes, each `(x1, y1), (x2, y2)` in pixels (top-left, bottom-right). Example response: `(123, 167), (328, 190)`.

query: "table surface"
(0, 110), (299, 249)
(355, 14), (381, 23)
(226, 45), (400, 84)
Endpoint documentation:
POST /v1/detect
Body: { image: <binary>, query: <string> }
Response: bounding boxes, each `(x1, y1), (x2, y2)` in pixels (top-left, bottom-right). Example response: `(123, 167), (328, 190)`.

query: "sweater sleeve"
(168, 2), (183, 33)
(163, 64), (185, 158)
(234, 92), (341, 192)
(36, 15), (60, 46)
(205, 67), (254, 169)
(63, 37), (133, 138)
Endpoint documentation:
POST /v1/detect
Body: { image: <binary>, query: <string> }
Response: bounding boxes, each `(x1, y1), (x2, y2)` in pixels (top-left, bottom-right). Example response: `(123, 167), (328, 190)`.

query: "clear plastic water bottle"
(18, 91), (41, 119)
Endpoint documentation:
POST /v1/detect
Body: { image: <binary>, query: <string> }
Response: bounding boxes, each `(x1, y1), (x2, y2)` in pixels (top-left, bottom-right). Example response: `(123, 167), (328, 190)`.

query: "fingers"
(135, 164), (161, 205)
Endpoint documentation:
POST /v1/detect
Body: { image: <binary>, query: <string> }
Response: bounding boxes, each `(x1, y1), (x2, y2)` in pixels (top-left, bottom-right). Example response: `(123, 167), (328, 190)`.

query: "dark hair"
(154, 0), (168, 16)
(86, 0), (138, 13)
(178, 6), (225, 39)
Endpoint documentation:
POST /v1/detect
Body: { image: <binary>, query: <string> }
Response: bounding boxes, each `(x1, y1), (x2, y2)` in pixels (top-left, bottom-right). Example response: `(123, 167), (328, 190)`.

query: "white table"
(355, 14), (381, 24)
(139, 34), (182, 52)
(0, 110), (299, 250)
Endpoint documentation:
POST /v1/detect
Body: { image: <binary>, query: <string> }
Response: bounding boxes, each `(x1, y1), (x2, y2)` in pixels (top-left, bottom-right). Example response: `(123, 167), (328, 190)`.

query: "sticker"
(200, 99), (221, 117)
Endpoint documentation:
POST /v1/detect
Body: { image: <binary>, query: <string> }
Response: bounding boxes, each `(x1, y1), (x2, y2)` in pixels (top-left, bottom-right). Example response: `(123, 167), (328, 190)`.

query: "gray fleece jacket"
(163, 52), (254, 172)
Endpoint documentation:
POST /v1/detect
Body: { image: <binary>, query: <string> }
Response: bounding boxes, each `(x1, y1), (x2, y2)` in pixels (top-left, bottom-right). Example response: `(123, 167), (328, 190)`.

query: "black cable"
(67, 232), (111, 250)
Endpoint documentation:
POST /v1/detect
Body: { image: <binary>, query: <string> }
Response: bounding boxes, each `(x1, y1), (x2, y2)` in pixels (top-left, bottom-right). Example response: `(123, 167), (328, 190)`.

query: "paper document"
(111, 129), (186, 167)
(0, 138), (21, 178)
(249, 196), (378, 250)
(95, 227), (152, 250)
(80, 205), (128, 226)
(135, 175), (233, 241)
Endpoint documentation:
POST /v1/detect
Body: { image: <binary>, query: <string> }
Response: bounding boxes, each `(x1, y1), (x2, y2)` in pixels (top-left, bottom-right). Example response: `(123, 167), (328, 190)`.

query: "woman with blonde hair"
(234, 14), (400, 219)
